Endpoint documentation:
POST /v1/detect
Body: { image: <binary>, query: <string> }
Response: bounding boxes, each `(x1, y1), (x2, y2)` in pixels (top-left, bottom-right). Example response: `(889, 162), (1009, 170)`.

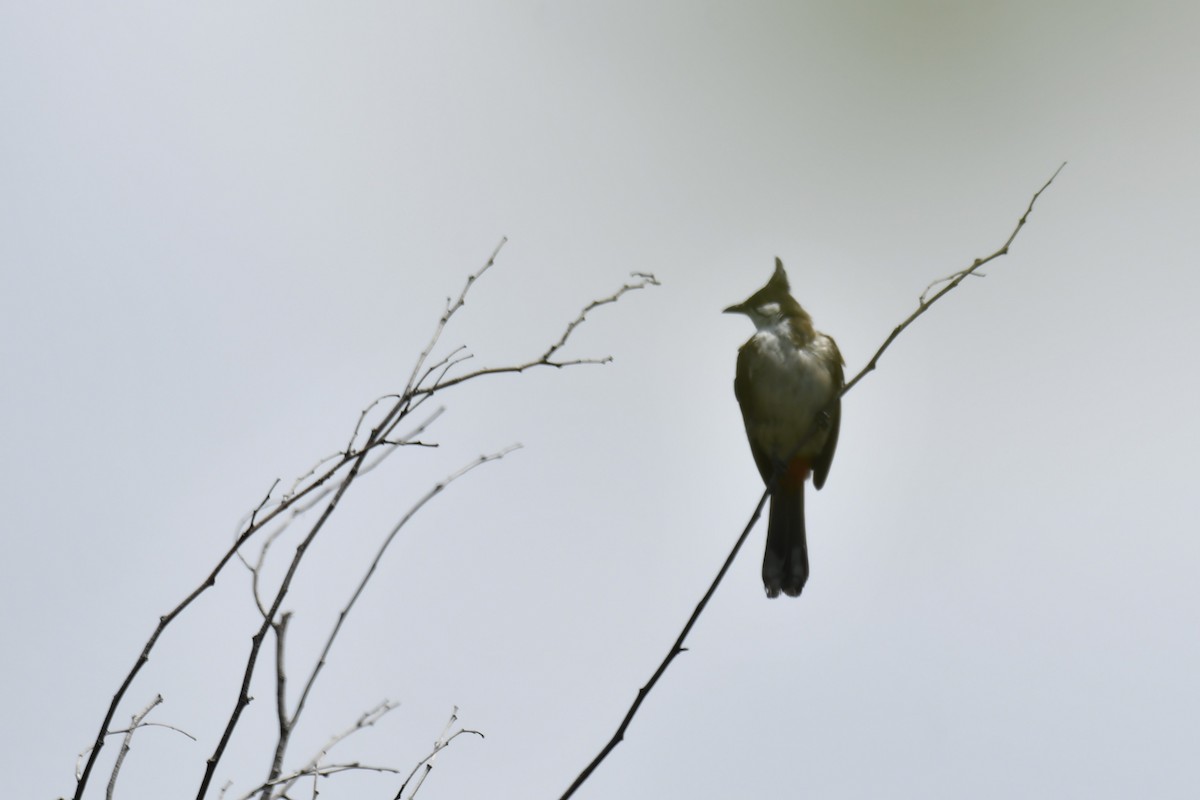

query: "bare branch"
(543, 271), (662, 361)
(110, 721), (196, 740)
(846, 161), (1066, 397)
(255, 612), (294, 800)
(558, 164), (1066, 799)
(558, 492), (770, 799)
(393, 708), (485, 800)
(236, 407), (451, 619)
(235, 701), (400, 800)
(249, 480), (280, 530)
(76, 700), (196, 781)
(289, 447), (521, 738)
(403, 239), (507, 400)
(238, 445), (514, 800)
(247, 761), (405, 797)
(289, 701), (400, 791)
(414, 345), (471, 398)
(273, 407), (447, 537)
(106, 695), (162, 800)
(345, 394), (404, 456)
(423, 271), (661, 395)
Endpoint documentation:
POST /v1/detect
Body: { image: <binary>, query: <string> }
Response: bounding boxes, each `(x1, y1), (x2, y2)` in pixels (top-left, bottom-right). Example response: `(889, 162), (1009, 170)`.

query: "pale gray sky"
(4, 2), (1199, 798)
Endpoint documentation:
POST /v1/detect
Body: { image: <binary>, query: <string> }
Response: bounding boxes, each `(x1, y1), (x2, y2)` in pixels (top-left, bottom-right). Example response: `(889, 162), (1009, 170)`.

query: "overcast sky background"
(4, 2), (1199, 798)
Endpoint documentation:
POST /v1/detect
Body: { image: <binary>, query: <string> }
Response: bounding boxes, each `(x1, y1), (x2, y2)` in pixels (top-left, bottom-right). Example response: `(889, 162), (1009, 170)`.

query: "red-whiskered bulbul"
(725, 259), (844, 598)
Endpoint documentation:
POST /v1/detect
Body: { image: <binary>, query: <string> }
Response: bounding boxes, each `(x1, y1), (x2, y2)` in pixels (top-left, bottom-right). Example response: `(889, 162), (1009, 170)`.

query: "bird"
(724, 259), (844, 598)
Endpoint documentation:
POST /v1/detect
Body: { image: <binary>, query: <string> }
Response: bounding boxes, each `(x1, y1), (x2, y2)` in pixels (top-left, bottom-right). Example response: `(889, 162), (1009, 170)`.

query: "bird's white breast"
(741, 329), (838, 460)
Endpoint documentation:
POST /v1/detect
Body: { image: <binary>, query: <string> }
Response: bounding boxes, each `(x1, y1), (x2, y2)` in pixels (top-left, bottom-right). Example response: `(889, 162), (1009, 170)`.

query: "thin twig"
(289, 447), (521, 740)
(253, 447), (516, 799)
(238, 407), (448, 616)
(414, 346), (471, 399)
(105, 695), (162, 800)
(257, 612), (293, 800)
(845, 161), (1066, 397)
(402, 239), (507, 400)
(291, 701), (399, 797)
(558, 163), (1065, 799)
(248, 480), (280, 530)
(76, 717), (196, 780)
(345, 394), (404, 455)
(403, 708), (456, 799)
(543, 272), (661, 361)
(421, 271), (661, 396)
(392, 708), (485, 800)
(231, 700), (400, 800)
(251, 761), (405, 793)
(288, 408), (446, 522)
(238, 701), (399, 800)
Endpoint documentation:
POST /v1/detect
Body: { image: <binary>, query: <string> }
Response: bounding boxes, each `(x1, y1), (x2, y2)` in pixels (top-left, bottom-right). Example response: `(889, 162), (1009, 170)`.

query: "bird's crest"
(770, 257), (790, 292)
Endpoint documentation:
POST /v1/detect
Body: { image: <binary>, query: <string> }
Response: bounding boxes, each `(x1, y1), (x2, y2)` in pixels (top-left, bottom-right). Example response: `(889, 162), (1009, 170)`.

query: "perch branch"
(558, 163), (1066, 799)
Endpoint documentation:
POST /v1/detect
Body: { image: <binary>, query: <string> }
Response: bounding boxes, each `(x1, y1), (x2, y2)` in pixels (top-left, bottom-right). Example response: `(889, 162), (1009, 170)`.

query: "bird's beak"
(723, 302), (745, 315)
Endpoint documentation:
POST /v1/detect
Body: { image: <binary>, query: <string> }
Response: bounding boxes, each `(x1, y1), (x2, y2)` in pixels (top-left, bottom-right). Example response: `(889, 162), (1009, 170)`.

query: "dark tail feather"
(762, 484), (808, 598)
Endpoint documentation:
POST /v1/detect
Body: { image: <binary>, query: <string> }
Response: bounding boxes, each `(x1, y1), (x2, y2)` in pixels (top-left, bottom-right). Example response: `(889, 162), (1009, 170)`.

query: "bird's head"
(723, 258), (807, 332)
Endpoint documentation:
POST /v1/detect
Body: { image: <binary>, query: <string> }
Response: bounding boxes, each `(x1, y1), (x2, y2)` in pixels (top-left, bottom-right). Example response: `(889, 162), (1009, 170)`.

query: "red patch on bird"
(783, 458), (811, 490)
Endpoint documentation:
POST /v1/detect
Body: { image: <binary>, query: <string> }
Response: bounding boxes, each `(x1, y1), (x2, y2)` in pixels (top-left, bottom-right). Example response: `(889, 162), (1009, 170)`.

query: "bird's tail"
(763, 482), (808, 598)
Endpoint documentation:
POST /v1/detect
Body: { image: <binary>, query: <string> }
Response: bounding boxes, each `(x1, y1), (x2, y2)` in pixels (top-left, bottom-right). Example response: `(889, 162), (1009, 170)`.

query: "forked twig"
(76, 700), (196, 782)
(419, 272), (662, 396)
(543, 271), (661, 362)
(100, 695), (197, 800)
(558, 163), (1066, 799)
(845, 161), (1067, 397)
(402, 239), (508, 400)
(106, 696), (162, 800)
(245, 761), (404, 796)
(236, 701), (399, 800)
(392, 707), (484, 800)
(237, 408), (448, 616)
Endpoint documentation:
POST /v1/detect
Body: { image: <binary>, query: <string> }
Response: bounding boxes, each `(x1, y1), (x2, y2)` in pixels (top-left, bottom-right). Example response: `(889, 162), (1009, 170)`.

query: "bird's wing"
(734, 342), (776, 485)
(812, 335), (844, 491)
